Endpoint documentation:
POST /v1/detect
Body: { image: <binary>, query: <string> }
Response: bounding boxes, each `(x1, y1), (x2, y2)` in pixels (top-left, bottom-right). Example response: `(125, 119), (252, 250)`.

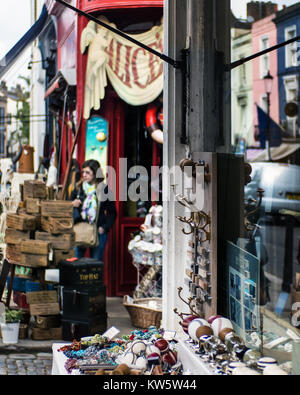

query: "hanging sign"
(85, 116), (108, 172)
(81, 16), (163, 119)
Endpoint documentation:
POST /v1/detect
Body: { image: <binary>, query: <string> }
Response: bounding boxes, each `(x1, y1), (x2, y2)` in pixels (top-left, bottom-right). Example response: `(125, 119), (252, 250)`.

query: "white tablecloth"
(51, 343), (81, 375)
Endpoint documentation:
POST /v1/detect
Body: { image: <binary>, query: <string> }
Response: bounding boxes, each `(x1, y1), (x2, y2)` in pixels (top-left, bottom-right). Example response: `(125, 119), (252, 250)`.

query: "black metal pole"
(266, 92), (272, 162)
(226, 35), (300, 71)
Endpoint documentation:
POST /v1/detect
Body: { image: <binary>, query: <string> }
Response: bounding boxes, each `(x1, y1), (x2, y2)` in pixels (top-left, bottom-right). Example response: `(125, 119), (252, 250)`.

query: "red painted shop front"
(48, 0), (163, 296)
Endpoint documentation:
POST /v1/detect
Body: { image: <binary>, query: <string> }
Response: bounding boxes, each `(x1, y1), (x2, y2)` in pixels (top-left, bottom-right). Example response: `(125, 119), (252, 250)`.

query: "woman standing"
(71, 159), (116, 260)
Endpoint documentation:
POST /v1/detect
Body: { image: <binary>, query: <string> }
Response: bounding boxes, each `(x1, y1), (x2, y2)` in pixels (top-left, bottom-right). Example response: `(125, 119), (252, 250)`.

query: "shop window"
(283, 75), (299, 136)
(285, 26), (298, 68)
(230, 35), (300, 370)
(260, 94), (268, 114)
(260, 36), (269, 79)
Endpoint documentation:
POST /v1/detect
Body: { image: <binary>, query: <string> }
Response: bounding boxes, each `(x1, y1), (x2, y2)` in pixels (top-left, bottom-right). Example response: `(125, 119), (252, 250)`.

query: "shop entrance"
(97, 90), (162, 296)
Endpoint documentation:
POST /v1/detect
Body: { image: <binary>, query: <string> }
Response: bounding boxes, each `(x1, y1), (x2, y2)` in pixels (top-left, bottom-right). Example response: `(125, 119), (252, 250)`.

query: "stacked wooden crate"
(26, 290), (62, 340)
(37, 200), (76, 265)
(3, 179), (76, 340)
(5, 214), (36, 263)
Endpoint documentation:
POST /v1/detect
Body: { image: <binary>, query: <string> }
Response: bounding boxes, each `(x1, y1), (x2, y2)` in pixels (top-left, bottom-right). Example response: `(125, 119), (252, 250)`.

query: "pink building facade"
(252, 14), (279, 146)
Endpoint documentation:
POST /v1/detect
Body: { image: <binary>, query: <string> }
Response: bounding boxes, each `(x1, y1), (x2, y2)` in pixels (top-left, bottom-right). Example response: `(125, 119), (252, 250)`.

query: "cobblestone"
(0, 354), (52, 375)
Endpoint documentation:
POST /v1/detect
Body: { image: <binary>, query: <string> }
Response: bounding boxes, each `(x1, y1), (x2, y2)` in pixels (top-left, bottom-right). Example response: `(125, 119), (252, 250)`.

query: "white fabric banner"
(81, 17), (163, 119)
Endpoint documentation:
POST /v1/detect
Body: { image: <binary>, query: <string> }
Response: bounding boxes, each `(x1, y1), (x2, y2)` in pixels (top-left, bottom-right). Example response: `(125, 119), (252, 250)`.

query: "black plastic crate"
(59, 257), (104, 287)
(62, 285), (106, 320)
(61, 316), (107, 341)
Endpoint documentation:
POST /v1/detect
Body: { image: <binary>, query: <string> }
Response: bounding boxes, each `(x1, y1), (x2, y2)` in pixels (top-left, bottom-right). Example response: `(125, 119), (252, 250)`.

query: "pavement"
(0, 297), (136, 375)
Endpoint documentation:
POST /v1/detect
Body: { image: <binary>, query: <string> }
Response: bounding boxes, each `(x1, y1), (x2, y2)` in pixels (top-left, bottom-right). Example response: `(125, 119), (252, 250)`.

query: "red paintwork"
(146, 103), (159, 129)
(80, 0), (163, 12)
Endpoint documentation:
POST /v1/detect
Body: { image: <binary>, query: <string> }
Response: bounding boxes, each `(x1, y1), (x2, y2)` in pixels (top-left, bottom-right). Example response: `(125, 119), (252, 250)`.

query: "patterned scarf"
(81, 182), (98, 224)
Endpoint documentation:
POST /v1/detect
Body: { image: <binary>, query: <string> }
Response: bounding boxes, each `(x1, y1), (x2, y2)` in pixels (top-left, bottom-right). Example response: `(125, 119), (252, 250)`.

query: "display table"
(51, 343), (81, 375)
(177, 338), (215, 375)
(52, 339), (215, 375)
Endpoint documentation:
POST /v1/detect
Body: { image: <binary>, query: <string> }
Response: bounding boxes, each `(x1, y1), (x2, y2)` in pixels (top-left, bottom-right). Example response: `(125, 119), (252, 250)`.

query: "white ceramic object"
(146, 344), (161, 356)
(135, 356), (147, 369)
(211, 317), (233, 338)
(131, 340), (147, 355)
(188, 318), (211, 341)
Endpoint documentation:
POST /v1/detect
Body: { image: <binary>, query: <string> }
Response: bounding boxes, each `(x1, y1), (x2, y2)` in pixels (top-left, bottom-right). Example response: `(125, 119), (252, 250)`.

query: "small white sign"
(163, 330), (177, 341)
(102, 326), (120, 340)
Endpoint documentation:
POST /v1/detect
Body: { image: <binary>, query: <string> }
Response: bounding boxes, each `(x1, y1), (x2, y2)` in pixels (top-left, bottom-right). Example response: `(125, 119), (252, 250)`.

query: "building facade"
(231, 28), (253, 148)
(252, 12), (280, 144)
(274, 3), (300, 139)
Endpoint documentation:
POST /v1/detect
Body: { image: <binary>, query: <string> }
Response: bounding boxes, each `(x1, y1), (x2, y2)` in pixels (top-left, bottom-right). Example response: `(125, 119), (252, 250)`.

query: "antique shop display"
(54, 319), (291, 375)
(125, 205), (163, 328)
(0, 179), (76, 342)
(59, 257), (107, 341)
(172, 287), (292, 375)
(128, 204), (163, 299)
(55, 326), (182, 375)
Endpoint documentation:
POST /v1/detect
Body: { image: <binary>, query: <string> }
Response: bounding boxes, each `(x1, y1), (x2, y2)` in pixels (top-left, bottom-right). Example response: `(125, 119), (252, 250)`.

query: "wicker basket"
(123, 296), (162, 329)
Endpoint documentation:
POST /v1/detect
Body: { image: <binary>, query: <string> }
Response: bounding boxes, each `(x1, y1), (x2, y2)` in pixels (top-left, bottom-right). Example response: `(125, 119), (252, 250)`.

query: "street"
(0, 352), (52, 375)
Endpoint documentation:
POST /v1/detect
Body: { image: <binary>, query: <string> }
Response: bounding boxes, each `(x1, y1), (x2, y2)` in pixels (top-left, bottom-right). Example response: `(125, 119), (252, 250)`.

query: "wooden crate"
(52, 249), (76, 265)
(25, 198), (40, 214)
(40, 201), (73, 218)
(23, 180), (47, 199)
(41, 216), (74, 234)
(20, 240), (50, 255)
(35, 231), (75, 250)
(20, 253), (49, 268)
(6, 243), (22, 263)
(26, 290), (58, 304)
(5, 229), (30, 244)
(36, 315), (61, 329)
(31, 327), (62, 340)
(292, 287), (300, 303)
(32, 214), (42, 230)
(27, 290), (59, 316)
(6, 213), (36, 231)
(29, 303), (60, 316)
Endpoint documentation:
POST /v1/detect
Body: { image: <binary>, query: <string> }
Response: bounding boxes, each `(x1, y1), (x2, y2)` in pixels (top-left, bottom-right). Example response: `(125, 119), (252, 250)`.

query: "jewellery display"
(57, 326), (183, 375)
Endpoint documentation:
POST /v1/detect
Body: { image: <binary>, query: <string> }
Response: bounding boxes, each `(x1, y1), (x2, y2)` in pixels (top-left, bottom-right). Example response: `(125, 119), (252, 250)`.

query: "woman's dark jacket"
(71, 182), (117, 233)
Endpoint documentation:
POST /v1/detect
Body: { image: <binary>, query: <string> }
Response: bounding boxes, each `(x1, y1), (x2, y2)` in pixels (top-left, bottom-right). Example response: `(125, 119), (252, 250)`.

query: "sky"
(0, 0), (31, 87)
(231, 0), (300, 19)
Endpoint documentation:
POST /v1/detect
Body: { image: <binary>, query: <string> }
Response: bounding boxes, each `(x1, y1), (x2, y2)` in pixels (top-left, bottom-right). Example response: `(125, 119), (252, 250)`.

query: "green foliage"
(2, 307), (23, 323)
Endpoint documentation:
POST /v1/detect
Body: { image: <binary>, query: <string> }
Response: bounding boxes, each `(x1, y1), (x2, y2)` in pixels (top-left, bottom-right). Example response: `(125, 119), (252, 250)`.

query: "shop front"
(45, 0), (164, 296)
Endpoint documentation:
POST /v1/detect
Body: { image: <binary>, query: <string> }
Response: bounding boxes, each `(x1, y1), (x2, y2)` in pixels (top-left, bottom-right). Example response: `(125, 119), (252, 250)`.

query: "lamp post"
(264, 71), (274, 161)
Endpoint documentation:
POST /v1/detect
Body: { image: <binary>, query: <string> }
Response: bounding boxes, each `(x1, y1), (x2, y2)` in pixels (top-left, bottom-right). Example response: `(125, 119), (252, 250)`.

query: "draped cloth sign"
(80, 16), (164, 119)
